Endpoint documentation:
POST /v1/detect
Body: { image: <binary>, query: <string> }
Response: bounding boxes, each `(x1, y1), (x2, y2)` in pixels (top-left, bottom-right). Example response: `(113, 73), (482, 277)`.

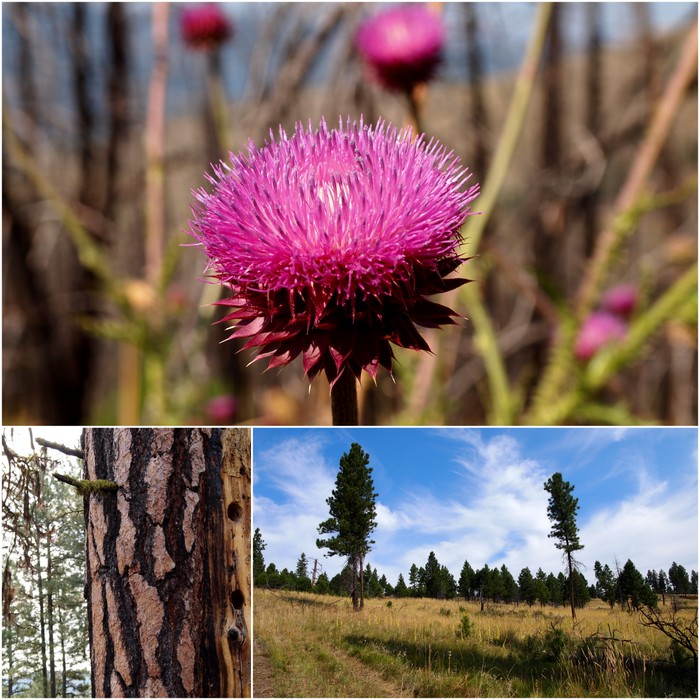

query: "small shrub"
(439, 607), (452, 617)
(386, 600), (393, 608)
(458, 613), (473, 639)
(543, 627), (570, 661)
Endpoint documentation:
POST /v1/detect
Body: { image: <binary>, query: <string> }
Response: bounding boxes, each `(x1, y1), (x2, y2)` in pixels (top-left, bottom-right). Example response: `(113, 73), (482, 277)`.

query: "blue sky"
(253, 427), (698, 586)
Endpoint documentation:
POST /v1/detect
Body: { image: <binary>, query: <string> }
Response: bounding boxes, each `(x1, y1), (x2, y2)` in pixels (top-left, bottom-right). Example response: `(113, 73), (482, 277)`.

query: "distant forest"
(254, 530), (697, 611)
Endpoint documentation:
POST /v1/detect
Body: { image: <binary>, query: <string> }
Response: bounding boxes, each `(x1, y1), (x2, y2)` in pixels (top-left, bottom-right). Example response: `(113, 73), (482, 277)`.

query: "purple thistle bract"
(189, 116), (479, 386)
(356, 5), (444, 92)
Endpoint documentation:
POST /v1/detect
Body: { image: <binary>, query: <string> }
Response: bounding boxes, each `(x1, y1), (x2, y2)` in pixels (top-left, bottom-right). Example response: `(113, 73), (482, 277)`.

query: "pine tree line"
(254, 531), (697, 609)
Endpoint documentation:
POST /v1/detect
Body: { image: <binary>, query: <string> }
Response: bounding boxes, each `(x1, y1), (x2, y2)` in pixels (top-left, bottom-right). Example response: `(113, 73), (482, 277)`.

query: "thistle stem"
(330, 372), (359, 426)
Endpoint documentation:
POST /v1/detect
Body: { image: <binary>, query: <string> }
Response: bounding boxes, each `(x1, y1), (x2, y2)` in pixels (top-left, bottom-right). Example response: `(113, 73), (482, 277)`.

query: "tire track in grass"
(255, 631), (407, 697)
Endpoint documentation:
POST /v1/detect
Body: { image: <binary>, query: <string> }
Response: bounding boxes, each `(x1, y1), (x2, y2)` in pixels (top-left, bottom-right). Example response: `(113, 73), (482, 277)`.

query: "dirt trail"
(254, 633), (408, 697)
(324, 643), (408, 698)
(253, 639), (277, 698)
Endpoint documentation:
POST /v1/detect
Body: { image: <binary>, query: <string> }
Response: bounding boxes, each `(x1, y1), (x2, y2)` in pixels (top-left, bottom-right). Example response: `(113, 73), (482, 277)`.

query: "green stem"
(2, 110), (113, 289)
(576, 20), (698, 316)
(459, 2), (553, 257)
(585, 262), (698, 390)
(458, 3), (553, 424)
(464, 284), (514, 424)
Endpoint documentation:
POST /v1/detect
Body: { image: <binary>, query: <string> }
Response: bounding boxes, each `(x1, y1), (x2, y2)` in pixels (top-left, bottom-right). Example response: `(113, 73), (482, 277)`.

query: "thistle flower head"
(189, 117), (479, 386)
(181, 4), (233, 51)
(356, 5), (444, 92)
(205, 394), (237, 423)
(601, 284), (638, 319)
(575, 311), (627, 361)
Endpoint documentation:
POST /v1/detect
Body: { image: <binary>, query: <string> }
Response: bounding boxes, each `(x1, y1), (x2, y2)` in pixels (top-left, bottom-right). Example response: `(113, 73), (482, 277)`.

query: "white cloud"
(253, 435), (341, 575)
(581, 471), (698, 574)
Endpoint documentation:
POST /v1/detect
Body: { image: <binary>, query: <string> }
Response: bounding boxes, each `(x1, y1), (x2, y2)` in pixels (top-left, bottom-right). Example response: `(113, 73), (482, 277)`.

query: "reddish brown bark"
(82, 428), (251, 698)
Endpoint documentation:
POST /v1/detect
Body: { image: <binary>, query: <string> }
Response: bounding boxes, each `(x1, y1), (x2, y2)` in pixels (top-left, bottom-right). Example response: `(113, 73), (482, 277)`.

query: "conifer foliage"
(317, 443), (378, 611)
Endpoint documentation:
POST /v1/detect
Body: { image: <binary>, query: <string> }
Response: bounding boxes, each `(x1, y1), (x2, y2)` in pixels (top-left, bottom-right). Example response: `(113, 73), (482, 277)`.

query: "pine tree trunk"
(567, 552), (576, 620)
(82, 428), (251, 697)
(6, 622), (14, 697)
(36, 553), (49, 697)
(359, 554), (365, 610)
(351, 556), (358, 611)
(58, 606), (68, 698)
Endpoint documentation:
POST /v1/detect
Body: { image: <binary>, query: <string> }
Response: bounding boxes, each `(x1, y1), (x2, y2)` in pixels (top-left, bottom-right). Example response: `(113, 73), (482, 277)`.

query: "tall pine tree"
(544, 472), (584, 620)
(316, 443), (378, 611)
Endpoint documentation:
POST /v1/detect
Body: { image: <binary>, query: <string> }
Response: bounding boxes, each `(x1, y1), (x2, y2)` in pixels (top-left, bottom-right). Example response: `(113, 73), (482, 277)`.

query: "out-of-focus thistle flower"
(355, 5), (444, 93)
(189, 116), (479, 387)
(181, 4), (233, 51)
(205, 394), (238, 423)
(575, 311), (628, 361)
(601, 284), (638, 320)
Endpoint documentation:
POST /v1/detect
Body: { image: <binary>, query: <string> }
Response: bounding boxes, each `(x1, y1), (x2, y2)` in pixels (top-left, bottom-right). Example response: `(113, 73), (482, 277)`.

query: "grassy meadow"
(253, 589), (697, 697)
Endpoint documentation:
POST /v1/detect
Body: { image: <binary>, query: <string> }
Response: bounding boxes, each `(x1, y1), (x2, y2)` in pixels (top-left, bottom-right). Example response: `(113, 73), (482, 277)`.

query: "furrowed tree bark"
(82, 428), (251, 698)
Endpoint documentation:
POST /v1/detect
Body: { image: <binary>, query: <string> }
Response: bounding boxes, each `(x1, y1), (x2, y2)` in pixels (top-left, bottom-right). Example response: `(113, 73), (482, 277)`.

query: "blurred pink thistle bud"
(205, 394), (237, 423)
(356, 5), (444, 92)
(575, 311), (627, 361)
(601, 284), (638, 320)
(181, 4), (233, 51)
(188, 116), (479, 387)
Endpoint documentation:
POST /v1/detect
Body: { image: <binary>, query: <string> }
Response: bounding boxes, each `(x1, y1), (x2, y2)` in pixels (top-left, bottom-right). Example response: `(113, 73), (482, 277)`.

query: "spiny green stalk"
(528, 262), (697, 425)
(2, 109), (113, 289)
(585, 262), (698, 390)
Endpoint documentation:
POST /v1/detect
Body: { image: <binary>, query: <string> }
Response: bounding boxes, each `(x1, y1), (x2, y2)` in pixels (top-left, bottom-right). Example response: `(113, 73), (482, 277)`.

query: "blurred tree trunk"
(82, 428), (251, 698)
(104, 3), (129, 223)
(464, 4), (489, 180)
(582, 3), (602, 256)
(535, 2), (564, 278)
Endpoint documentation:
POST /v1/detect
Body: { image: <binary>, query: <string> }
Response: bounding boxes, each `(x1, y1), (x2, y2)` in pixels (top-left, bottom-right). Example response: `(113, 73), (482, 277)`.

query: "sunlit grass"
(254, 589), (697, 697)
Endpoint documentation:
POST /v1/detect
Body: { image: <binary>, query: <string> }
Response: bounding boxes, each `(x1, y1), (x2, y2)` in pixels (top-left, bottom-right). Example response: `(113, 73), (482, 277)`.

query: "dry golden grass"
(254, 589), (697, 697)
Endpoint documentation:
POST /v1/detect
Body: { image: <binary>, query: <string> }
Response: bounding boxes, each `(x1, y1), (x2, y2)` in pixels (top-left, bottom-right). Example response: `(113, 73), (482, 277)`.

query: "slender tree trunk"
(58, 606), (68, 698)
(359, 554), (365, 610)
(82, 428), (251, 697)
(36, 549), (49, 697)
(567, 551), (576, 620)
(46, 536), (56, 697)
(6, 622), (14, 697)
(351, 555), (358, 611)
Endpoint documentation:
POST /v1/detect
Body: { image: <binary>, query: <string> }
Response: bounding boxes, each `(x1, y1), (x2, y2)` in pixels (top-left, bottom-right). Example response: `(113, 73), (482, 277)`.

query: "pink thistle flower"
(181, 4), (233, 51)
(356, 5), (444, 92)
(601, 284), (638, 320)
(575, 311), (628, 361)
(189, 116), (479, 387)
